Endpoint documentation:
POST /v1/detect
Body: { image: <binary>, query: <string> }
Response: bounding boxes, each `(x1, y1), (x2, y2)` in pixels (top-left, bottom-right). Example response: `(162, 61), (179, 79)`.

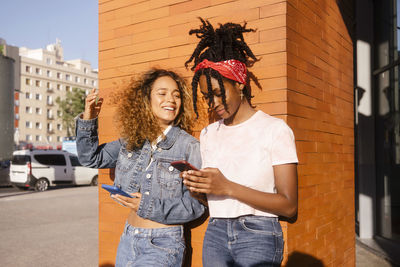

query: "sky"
(0, 0), (98, 69)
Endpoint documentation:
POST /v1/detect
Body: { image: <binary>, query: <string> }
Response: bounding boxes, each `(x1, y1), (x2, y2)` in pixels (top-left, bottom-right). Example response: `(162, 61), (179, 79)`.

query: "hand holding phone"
(101, 184), (135, 198)
(171, 160), (199, 172)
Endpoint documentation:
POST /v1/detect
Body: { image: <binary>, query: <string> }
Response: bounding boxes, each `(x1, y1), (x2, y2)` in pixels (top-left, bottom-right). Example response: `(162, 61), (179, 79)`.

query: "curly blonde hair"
(113, 68), (194, 151)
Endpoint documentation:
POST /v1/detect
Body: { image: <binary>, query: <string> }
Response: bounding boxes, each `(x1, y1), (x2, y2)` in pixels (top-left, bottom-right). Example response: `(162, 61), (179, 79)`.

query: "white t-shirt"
(200, 110), (298, 218)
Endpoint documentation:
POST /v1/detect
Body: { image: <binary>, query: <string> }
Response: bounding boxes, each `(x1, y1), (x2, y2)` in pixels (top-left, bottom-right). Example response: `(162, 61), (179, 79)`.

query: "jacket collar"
(157, 126), (180, 150)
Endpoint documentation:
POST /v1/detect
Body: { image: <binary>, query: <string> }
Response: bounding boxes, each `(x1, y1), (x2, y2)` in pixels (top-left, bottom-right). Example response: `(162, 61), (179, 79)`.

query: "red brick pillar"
(98, 1), (355, 266)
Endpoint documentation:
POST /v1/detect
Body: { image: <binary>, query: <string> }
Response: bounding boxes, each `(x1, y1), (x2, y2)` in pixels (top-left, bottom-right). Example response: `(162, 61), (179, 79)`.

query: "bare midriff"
(127, 210), (180, 228)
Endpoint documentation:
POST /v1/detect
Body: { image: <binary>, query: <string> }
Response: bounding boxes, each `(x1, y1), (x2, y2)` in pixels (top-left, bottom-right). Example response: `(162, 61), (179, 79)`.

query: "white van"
(10, 149), (98, 191)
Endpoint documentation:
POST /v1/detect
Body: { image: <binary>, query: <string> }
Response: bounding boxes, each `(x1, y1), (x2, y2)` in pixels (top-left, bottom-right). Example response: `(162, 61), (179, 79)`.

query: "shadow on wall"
(286, 251), (325, 267)
(183, 210), (210, 267)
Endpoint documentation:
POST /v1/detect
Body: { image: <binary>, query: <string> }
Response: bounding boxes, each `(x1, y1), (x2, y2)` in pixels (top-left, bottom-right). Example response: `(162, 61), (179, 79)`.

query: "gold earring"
(240, 90), (244, 101)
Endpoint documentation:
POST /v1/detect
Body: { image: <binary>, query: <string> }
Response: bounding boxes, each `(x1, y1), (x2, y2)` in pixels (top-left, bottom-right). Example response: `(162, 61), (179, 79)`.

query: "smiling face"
(198, 74), (243, 120)
(150, 76), (182, 129)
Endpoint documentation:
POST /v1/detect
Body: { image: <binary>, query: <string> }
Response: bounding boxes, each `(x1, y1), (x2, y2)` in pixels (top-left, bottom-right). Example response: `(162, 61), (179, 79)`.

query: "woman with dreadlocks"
(182, 18), (298, 266)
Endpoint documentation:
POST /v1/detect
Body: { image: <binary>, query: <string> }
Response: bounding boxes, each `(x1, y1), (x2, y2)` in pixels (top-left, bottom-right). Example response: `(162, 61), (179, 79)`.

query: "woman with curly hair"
(182, 18), (298, 266)
(75, 68), (205, 266)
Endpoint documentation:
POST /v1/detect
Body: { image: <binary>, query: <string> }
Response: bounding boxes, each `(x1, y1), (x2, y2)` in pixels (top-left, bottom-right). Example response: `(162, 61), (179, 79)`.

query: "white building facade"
(19, 39), (97, 148)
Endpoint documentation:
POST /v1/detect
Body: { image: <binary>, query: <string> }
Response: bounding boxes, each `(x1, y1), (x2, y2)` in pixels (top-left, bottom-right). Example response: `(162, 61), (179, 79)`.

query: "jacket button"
(146, 173), (151, 179)
(157, 148), (162, 152)
(127, 153), (132, 158)
(168, 166), (174, 172)
(144, 191), (150, 195)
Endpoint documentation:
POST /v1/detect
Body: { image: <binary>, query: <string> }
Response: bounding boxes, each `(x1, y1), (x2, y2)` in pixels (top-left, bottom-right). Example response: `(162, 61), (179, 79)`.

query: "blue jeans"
(202, 216), (284, 267)
(115, 222), (185, 267)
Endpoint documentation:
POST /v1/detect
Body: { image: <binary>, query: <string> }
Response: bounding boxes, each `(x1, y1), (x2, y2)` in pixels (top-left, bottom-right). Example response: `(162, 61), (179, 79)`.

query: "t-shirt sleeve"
(271, 121), (298, 166)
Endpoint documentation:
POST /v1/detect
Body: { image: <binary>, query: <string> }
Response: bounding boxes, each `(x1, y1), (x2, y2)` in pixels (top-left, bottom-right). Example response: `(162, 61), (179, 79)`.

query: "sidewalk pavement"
(356, 241), (397, 267)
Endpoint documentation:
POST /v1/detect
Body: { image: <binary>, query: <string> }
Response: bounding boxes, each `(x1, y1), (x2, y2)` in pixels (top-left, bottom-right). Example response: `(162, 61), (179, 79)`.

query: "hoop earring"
(240, 90), (244, 101)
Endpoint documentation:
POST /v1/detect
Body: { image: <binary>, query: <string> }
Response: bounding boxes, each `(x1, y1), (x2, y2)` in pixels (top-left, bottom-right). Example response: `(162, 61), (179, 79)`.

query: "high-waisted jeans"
(115, 222), (185, 267)
(202, 216), (284, 267)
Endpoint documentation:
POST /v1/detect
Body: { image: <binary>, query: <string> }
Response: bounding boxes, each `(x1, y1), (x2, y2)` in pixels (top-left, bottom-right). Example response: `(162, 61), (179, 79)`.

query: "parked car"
(9, 150), (98, 191)
(0, 160), (10, 186)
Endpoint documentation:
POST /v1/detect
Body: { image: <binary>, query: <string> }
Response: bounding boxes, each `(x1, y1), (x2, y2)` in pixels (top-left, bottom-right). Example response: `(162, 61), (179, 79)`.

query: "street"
(0, 185), (98, 267)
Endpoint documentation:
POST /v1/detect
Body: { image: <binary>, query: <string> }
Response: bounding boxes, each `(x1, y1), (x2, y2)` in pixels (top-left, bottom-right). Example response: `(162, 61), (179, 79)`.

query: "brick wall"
(285, 0), (355, 266)
(98, 0), (354, 266)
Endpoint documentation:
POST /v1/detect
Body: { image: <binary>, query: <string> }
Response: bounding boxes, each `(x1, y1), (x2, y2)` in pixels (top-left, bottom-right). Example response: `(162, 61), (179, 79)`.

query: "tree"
(56, 87), (86, 137)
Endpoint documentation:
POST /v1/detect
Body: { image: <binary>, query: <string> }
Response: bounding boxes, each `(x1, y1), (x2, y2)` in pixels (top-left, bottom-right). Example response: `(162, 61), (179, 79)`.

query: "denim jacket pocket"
(156, 159), (182, 199)
(116, 148), (138, 171)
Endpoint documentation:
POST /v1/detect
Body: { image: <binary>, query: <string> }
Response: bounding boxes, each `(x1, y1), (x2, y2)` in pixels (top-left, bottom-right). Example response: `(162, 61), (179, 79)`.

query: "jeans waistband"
(123, 222), (184, 238)
(211, 215), (279, 222)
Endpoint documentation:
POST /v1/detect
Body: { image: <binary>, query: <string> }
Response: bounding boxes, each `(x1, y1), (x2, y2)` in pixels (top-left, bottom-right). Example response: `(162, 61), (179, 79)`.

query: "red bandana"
(194, 59), (247, 85)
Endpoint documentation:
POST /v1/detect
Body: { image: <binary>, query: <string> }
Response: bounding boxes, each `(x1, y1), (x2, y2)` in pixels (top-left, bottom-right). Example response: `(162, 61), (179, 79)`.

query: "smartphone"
(101, 184), (134, 198)
(171, 160), (199, 172)
(95, 89), (99, 105)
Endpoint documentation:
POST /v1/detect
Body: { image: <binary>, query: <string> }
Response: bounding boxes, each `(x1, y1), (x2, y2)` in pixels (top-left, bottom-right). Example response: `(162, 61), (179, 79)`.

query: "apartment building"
(19, 39), (97, 148)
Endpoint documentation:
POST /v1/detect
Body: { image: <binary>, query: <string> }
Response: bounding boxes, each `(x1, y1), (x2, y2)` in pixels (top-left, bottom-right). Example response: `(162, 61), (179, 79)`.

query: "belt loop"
(124, 221), (130, 234)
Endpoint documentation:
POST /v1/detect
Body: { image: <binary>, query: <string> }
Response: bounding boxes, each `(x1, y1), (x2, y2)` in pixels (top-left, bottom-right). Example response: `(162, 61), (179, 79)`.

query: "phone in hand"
(95, 89), (99, 105)
(101, 184), (134, 198)
(171, 160), (199, 172)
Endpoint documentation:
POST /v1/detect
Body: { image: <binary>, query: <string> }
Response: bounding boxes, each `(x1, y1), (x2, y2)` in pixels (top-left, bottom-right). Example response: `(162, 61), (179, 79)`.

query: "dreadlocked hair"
(112, 68), (194, 151)
(185, 18), (259, 117)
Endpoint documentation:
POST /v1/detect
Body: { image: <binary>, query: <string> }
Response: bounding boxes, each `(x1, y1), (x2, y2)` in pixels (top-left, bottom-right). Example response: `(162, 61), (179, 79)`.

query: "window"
(69, 155), (82, 166)
(36, 94), (41, 100)
(75, 76), (80, 83)
(26, 66), (31, 73)
(11, 155), (30, 165)
(25, 135), (32, 141)
(35, 80), (41, 87)
(57, 84), (62, 90)
(47, 82), (51, 89)
(15, 100), (19, 106)
(35, 108), (41, 114)
(65, 74), (71, 81)
(47, 95), (53, 105)
(84, 78), (87, 84)
(57, 110), (62, 117)
(47, 136), (52, 142)
(66, 85), (71, 92)
(92, 80), (96, 86)
(57, 124), (62, 131)
(25, 107), (32, 113)
(35, 122), (42, 129)
(57, 136), (62, 142)
(46, 58), (52, 65)
(35, 135), (41, 141)
(47, 123), (52, 131)
(84, 67), (88, 74)
(47, 70), (51, 77)
(34, 154), (66, 166)
(25, 92), (31, 99)
(47, 109), (53, 119)
(57, 72), (62, 79)
(25, 78), (31, 85)
(35, 68), (41, 75)
(25, 121), (32, 128)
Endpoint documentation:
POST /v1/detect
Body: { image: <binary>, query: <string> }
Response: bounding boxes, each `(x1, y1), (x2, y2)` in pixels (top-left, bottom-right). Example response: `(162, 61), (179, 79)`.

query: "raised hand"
(83, 88), (103, 120)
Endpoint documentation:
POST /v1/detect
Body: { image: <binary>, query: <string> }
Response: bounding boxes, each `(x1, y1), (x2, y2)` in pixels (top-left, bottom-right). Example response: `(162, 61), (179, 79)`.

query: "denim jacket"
(75, 117), (205, 225)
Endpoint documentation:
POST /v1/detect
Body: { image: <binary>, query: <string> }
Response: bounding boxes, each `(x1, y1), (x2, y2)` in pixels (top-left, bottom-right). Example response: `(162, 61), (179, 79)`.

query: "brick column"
(98, 1), (355, 266)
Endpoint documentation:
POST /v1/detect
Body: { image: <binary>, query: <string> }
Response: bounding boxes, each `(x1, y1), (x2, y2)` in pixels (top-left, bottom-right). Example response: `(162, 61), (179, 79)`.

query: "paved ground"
(0, 186), (98, 267)
(0, 185), (397, 267)
(356, 243), (395, 267)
